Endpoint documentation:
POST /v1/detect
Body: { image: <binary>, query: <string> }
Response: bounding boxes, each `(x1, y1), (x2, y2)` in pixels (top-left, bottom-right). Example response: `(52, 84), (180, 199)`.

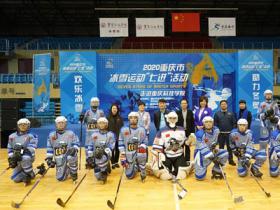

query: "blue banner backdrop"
(237, 50), (273, 117)
(97, 53), (236, 118)
(33, 53), (51, 113)
(59, 51), (97, 123)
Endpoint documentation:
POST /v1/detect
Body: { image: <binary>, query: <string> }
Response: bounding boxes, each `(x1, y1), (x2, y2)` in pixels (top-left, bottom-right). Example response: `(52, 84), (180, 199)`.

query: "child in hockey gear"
(46, 116), (79, 182)
(151, 112), (194, 180)
(193, 116), (229, 180)
(119, 112), (147, 182)
(83, 97), (105, 146)
(269, 120), (280, 177)
(85, 117), (115, 184)
(258, 89), (279, 150)
(7, 118), (40, 186)
(230, 119), (266, 178)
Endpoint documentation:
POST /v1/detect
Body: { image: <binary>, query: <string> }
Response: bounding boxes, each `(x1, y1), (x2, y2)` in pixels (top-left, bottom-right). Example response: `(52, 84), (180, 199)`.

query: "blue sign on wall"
(237, 50), (273, 117)
(33, 53), (51, 113)
(59, 51), (97, 123)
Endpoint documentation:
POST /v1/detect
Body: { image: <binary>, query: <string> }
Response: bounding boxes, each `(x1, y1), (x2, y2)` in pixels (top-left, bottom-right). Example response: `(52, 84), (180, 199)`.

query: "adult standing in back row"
(194, 96), (212, 130)
(176, 98), (195, 162)
(214, 100), (237, 166)
(107, 104), (124, 169)
(154, 99), (170, 132)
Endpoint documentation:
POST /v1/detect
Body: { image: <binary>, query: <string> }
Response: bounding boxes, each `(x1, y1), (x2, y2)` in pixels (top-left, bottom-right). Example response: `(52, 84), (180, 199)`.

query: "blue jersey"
(119, 126), (146, 162)
(195, 127), (219, 159)
(229, 129), (254, 159)
(8, 131), (38, 157)
(86, 130), (115, 157)
(46, 130), (79, 159)
(84, 109), (104, 131)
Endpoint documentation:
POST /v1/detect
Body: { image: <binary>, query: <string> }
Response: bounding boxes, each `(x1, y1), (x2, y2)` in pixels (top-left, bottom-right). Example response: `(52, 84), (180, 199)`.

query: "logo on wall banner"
(237, 50), (273, 117)
(208, 17), (236, 37)
(136, 18), (165, 37)
(33, 53), (51, 113)
(59, 51), (97, 124)
(99, 18), (128, 37)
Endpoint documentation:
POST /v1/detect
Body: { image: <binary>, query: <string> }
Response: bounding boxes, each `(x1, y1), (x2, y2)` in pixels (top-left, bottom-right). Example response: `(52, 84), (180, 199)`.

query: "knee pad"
(217, 149), (229, 159)
(256, 150), (267, 162)
(137, 150), (147, 165)
(125, 165), (136, 179)
(195, 173), (206, 181)
(270, 171), (279, 177)
(194, 163), (207, 180)
(238, 167), (248, 177)
(13, 178), (22, 183)
(270, 165), (279, 177)
(21, 155), (32, 166)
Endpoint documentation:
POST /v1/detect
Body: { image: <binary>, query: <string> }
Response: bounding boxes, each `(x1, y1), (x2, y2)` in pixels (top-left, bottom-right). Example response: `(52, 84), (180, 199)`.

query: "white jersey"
(153, 126), (186, 158)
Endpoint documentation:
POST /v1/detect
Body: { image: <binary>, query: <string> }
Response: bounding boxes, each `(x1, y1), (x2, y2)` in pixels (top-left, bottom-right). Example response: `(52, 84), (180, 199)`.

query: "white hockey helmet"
(202, 116), (214, 123)
(264, 89), (273, 96)
(165, 111), (178, 119)
(17, 118), (30, 125)
(97, 117), (108, 124)
(237, 118), (248, 125)
(55, 116), (67, 123)
(90, 97), (100, 102)
(128, 111), (139, 118)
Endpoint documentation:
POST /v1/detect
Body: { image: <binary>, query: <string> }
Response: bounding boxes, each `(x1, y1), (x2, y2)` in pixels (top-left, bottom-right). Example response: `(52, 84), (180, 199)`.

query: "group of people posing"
(6, 89), (280, 185)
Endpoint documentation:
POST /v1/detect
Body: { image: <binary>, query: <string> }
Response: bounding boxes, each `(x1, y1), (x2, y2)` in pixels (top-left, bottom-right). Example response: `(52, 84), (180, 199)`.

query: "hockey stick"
(11, 167), (50, 208)
(159, 159), (188, 200)
(218, 164), (244, 203)
(56, 172), (87, 207)
(79, 109), (85, 171)
(0, 166), (10, 177)
(79, 120), (83, 171)
(248, 166), (271, 197)
(107, 168), (124, 209)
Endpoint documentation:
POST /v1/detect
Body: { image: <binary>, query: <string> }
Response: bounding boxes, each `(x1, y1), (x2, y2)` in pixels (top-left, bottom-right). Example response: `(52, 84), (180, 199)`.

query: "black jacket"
(107, 113), (124, 140)
(176, 109), (195, 137)
(154, 109), (170, 131)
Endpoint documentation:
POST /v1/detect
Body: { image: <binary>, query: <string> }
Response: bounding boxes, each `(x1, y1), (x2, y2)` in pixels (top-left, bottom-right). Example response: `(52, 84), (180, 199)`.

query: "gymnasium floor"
(0, 148), (280, 210)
